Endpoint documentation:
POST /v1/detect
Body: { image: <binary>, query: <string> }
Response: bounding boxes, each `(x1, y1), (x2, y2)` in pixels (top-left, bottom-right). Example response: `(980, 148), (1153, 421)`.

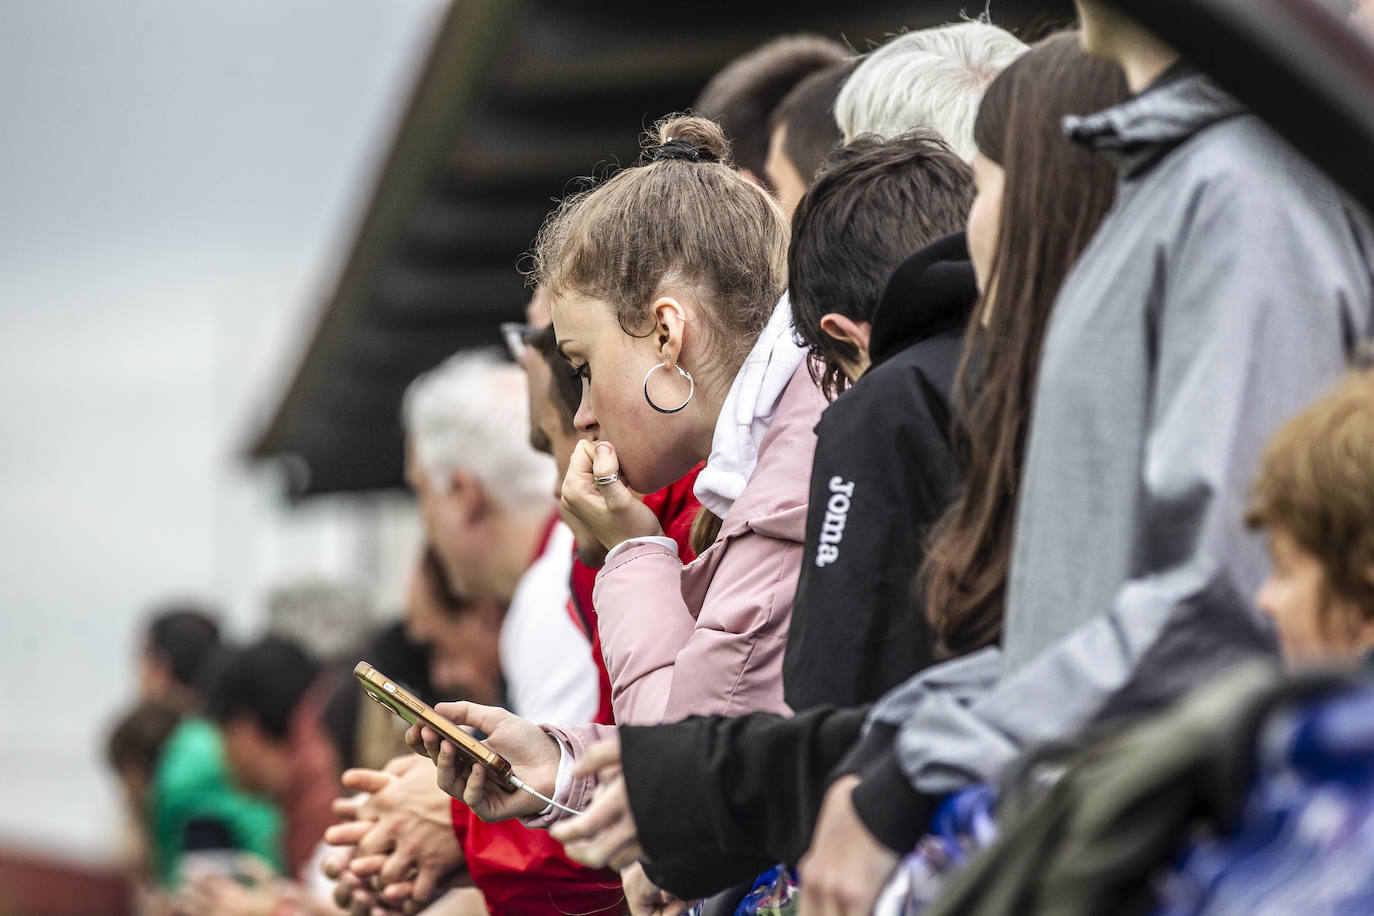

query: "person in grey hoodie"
(798, 4), (1374, 913)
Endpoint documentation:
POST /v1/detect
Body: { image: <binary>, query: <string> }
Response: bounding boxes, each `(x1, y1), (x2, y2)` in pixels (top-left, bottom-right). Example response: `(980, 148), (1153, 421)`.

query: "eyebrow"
(555, 339), (578, 364)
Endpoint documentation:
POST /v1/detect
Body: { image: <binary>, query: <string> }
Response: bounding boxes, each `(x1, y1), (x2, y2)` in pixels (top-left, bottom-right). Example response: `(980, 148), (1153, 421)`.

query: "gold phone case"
(353, 661), (516, 792)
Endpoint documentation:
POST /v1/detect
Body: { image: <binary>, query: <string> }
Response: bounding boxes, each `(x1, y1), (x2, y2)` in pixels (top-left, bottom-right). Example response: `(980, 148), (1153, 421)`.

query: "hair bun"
(644, 114), (733, 167)
(651, 138), (714, 164)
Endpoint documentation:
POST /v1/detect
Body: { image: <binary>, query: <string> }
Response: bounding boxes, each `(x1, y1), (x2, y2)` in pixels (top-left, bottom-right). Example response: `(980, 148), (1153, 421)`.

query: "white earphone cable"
(510, 775), (584, 817)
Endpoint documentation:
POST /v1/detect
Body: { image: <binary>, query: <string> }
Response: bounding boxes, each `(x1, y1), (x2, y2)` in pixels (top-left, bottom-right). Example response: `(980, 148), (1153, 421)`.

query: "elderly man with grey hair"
(834, 20), (1027, 160)
(403, 348), (598, 726)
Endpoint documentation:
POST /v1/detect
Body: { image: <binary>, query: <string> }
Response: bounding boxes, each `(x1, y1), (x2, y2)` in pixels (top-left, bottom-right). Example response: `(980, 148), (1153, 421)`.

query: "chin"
(611, 449), (653, 495)
(612, 422), (704, 495)
(617, 454), (683, 497)
(618, 468), (654, 496)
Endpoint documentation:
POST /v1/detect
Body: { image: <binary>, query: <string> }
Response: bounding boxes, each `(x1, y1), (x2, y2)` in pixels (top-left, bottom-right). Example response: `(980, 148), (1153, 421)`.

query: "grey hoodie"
(849, 70), (1374, 850)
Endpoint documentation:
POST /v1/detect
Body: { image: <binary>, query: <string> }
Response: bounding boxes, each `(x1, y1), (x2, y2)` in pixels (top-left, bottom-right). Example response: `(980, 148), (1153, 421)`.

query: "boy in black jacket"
(785, 132), (976, 709)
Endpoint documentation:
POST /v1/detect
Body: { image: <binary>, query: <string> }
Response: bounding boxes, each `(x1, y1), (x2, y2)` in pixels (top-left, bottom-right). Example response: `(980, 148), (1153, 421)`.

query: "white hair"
(402, 349), (555, 513)
(834, 21), (1028, 161)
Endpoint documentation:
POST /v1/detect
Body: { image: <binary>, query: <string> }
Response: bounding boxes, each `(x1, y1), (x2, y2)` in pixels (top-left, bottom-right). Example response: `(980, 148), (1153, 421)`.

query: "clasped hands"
(321, 754), (462, 915)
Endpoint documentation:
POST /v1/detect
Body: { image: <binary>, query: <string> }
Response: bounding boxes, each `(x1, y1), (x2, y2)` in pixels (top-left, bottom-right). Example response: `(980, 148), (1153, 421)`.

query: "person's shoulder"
(769, 361), (829, 432)
(161, 716), (217, 761)
(819, 333), (961, 436)
(868, 329), (962, 389)
(154, 717), (227, 794)
(1173, 115), (1347, 212)
(728, 367), (824, 530)
(750, 362), (828, 472)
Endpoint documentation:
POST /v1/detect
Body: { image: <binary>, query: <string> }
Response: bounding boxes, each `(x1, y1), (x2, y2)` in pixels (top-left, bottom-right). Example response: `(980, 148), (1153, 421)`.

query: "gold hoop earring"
(643, 362), (694, 414)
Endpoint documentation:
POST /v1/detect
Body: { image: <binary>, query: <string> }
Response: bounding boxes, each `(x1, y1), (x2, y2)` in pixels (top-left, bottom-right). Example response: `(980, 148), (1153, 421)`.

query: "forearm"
(839, 648), (1002, 852)
(852, 567), (1273, 852)
(419, 887), (485, 916)
(622, 705), (868, 898)
(593, 542), (695, 724)
(520, 722), (620, 829)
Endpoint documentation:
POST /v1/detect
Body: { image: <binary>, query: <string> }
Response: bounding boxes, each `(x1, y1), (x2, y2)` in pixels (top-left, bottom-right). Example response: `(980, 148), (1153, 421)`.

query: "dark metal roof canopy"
(248, 0), (1073, 499)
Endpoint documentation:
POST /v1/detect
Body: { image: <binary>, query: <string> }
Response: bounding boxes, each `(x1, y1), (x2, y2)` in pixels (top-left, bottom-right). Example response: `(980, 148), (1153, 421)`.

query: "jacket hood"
(694, 294), (807, 520)
(1064, 67), (1247, 177)
(868, 232), (978, 368)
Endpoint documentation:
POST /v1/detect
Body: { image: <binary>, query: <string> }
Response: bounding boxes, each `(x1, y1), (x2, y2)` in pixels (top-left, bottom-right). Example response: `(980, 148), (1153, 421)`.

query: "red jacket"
(453, 467), (703, 915)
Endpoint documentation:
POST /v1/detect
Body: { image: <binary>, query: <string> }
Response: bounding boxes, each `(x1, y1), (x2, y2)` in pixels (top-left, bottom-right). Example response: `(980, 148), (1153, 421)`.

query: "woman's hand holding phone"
(404, 701), (561, 822)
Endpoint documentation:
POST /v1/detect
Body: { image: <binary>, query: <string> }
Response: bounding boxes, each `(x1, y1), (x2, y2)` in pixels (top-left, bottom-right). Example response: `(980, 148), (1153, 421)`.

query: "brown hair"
(534, 114), (789, 382)
(767, 62), (853, 187)
(695, 34), (849, 182)
(922, 33), (1129, 658)
(1247, 369), (1374, 635)
(536, 116), (790, 556)
(689, 508), (724, 557)
(107, 700), (181, 775)
(525, 323), (581, 430)
(789, 130), (973, 399)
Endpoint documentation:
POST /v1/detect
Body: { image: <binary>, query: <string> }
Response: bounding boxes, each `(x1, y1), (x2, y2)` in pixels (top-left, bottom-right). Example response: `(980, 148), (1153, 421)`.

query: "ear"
(446, 469), (489, 524)
(650, 297), (689, 368)
(818, 313), (873, 357)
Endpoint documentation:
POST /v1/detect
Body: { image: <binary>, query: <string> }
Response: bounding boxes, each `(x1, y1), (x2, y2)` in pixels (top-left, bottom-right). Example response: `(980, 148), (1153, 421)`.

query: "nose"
(574, 383), (598, 434)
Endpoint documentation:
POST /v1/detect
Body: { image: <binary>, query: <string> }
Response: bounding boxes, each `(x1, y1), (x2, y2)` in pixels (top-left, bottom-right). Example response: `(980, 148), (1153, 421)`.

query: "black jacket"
(622, 705), (868, 899)
(783, 233), (976, 710)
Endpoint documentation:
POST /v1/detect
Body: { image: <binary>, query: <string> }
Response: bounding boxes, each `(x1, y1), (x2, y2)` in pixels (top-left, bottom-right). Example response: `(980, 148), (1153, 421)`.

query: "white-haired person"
(323, 350), (614, 916)
(401, 349), (599, 727)
(834, 20), (1027, 160)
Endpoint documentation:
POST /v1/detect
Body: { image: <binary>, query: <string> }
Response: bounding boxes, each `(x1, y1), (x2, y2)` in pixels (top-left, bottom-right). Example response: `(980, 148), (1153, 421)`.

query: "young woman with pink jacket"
(535, 111), (821, 727)
(407, 112), (823, 811)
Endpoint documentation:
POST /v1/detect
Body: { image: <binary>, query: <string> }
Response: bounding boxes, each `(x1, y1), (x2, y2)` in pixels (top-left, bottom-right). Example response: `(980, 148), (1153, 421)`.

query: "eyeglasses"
(499, 322), (536, 364)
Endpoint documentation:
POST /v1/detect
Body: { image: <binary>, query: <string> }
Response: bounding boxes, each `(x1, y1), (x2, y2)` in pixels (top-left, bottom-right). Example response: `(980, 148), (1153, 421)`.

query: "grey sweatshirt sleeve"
(850, 154), (1374, 852)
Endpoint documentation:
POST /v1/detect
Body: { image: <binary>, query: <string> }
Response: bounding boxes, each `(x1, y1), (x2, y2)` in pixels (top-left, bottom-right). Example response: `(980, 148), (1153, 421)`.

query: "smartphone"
(354, 661), (516, 792)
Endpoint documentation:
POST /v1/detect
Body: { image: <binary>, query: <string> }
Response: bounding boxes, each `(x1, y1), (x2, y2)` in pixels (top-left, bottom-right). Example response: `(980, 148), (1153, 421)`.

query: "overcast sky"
(0, 0), (441, 862)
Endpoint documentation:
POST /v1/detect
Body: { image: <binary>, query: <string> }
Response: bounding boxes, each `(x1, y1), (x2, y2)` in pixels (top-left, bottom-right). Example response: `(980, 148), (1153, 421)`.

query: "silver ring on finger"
(593, 473), (619, 487)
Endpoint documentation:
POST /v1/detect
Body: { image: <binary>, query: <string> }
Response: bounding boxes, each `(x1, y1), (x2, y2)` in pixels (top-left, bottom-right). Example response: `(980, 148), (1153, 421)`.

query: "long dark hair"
(922, 33), (1129, 658)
